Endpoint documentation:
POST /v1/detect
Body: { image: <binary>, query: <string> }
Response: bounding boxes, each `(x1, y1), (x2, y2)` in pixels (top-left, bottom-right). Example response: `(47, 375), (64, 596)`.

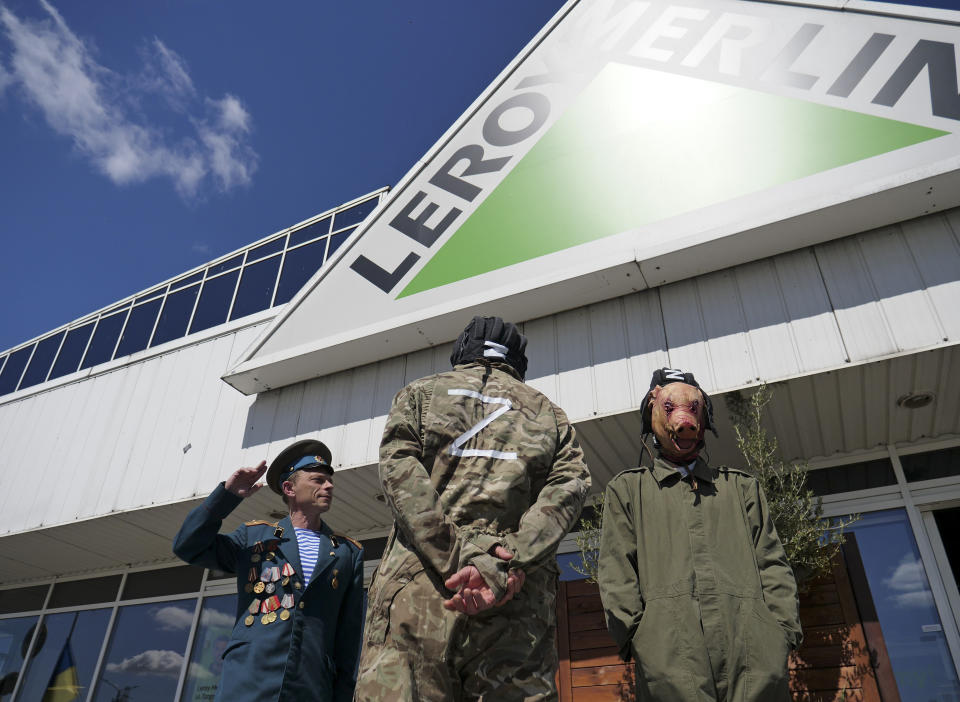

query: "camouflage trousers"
(354, 569), (558, 701)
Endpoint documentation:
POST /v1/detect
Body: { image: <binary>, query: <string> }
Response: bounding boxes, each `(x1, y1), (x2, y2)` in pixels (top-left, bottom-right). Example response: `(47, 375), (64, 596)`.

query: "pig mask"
(640, 368), (716, 465)
(649, 383), (707, 463)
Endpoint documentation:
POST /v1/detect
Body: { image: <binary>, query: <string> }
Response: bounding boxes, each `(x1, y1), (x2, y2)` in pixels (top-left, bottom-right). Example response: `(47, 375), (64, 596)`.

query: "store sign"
(226, 0), (959, 393)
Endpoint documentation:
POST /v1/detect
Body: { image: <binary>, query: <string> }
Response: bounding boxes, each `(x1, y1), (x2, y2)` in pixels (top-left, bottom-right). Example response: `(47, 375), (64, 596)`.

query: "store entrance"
(933, 507), (960, 591)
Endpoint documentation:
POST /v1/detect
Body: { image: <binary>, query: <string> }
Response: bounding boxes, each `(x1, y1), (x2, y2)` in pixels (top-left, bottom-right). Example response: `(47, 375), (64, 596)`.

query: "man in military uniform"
(173, 439), (363, 702)
(354, 316), (591, 701)
(598, 369), (801, 702)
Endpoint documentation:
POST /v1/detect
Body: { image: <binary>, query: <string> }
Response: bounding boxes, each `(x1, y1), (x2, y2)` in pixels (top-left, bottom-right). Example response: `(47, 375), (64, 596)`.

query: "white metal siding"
(0, 206), (958, 540)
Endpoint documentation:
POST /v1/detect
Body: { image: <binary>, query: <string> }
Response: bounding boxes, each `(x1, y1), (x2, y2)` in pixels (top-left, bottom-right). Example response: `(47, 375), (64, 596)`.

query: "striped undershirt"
(294, 527), (323, 584)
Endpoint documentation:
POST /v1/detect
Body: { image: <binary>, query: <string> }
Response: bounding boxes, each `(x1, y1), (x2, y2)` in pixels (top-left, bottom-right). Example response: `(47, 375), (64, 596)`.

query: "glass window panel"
(248, 236), (285, 261)
(17, 608), (111, 701)
(114, 298), (162, 358)
(135, 286), (166, 304)
(189, 270), (240, 335)
(122, 566), (204, 601)
(18, 332), (64, 390)
(230, 256), (281, 321)
(0, 346), (33, 395)
(0, 355), (5, 377)
(0, 615), (38, 701)
(179, 594), (236, 702)
(289, 217), (330, 247)
(207, 254), (244, 276)
(0, 586), (48, 615)
(806, 459), (896, 496)
(274, 239), (327, 306)
(80, 309), (129, 370)
(933, 507), (960, 589)
(48, 322), (95, 381)
(843, 509), (960, 700)
(92, 600), (195, 702)
(333, 197), (378, 231)
(556, 552), (589, 582)
(170, 271), (204, 291)
(327, 226), (356, 259)
(205, 569), (233, 583)
(151, 285), (200, 348)
(49, 575), (122, 609)
(900, 446), (960, 482)
(360, 537), (386, 561)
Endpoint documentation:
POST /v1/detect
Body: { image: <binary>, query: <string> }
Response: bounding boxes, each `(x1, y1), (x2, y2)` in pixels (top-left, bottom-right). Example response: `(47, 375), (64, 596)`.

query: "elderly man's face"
(283, 468), (334, 514)
(650, 382), (705, 464)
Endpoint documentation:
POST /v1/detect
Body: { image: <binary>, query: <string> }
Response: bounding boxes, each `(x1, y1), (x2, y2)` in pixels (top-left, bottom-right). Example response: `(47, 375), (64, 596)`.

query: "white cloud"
(0, 60), (12, 95)
(191, 241), (211, 254)
(105, 649), (184, 677)
(200, 607), (234, 629)
(142, 38), (195, 106)
(894, 589), (935, 609)
(212, 94), (250, 133)
(187, 661), (216, 681)
(153, 604), (195, 631)
(198, 122), (256, 190)
(0, 1), (257, 198)
(885, 554), (934, 609)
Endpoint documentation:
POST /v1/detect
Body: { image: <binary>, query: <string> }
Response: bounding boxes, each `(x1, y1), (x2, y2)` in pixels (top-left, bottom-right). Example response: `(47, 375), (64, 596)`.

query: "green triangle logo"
(399, 63), (948, 298)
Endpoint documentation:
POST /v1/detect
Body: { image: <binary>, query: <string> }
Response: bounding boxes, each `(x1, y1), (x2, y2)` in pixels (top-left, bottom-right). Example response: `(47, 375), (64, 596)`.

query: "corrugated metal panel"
(575, 345), (960, 492)
(905, 213), (960, 343)
(1, 207), (958, 544)
(2, 346), (958, 585)
(0, 326), (267, 537)
(622, 292), (671, 406)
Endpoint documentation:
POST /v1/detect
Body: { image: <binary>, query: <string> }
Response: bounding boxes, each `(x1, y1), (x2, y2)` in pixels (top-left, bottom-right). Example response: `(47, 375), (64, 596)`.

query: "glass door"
(843, 509), (960, 701)
(924, 505), (960, 647)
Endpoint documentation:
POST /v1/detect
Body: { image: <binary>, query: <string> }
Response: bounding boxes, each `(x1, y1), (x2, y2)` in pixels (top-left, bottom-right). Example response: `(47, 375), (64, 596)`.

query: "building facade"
(2, 1), (960, 700)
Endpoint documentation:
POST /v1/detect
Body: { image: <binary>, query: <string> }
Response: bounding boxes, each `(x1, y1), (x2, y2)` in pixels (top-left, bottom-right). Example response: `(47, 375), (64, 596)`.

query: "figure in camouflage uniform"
(598, 369), (801, 702)
(354, 316), (591, 702)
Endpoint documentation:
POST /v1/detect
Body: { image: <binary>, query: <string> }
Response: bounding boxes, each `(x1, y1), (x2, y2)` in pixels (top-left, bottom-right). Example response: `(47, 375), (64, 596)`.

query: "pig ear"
(640, 385), (661, 434)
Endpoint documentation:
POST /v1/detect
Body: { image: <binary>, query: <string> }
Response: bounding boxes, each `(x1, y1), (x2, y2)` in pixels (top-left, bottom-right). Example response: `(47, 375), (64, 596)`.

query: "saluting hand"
(225, 460), (267, 498)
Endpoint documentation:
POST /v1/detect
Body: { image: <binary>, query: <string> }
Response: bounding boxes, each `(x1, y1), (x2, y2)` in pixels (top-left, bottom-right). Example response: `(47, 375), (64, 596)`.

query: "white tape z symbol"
(447, 389), (518, 459)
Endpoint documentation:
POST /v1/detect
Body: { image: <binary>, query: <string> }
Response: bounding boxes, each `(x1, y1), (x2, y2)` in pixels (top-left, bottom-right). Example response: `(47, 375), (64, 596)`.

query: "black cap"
(639, 368), (716, 436)
(450, 316), (528, 379)
(266, 439), (333, 495)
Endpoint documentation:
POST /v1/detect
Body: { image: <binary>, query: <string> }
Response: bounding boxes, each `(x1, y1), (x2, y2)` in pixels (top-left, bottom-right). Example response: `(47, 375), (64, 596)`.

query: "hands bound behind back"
(443, 546), (526, 615)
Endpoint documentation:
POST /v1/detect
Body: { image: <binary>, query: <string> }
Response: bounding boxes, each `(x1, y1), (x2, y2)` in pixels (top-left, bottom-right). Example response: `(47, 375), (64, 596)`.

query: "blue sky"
(0, 0), (566, 352)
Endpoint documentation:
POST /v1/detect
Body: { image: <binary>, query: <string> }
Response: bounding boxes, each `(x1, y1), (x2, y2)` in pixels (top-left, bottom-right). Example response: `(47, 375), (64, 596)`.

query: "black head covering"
(450, 316), (528, 380)
(639, 367), (717, 436)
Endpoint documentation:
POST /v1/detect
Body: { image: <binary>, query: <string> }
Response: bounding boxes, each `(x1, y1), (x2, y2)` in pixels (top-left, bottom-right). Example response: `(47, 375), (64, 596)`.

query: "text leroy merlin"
(349, 88), (547, 294)
(350, 0), (960, 296)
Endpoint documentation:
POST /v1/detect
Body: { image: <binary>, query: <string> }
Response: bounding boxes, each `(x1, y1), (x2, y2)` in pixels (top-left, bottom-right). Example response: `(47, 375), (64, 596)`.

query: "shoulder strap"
(334, 533), (362, 550)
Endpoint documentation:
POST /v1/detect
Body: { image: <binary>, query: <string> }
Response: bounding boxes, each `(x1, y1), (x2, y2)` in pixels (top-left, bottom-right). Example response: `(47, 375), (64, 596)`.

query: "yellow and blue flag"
(41, 640), (81, 702)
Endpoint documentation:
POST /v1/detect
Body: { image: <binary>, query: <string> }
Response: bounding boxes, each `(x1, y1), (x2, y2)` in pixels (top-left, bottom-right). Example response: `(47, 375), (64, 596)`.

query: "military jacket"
(173, 484), (363, 702)
(368, 361), (591, 629)
(598, 458), (801, 702)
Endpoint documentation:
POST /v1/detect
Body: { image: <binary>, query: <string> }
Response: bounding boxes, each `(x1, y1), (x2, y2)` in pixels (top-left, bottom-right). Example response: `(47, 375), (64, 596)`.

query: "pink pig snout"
(670, 414), (700, 438)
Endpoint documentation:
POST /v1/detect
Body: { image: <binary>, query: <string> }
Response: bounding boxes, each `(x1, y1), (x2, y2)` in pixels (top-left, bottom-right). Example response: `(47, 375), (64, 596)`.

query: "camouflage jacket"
(376, 360), (591, 599)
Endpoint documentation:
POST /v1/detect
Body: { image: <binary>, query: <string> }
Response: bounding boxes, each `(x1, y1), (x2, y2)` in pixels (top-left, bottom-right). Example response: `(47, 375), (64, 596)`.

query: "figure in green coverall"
(598, 369), (801, 702)
(354, 316), (591, 701)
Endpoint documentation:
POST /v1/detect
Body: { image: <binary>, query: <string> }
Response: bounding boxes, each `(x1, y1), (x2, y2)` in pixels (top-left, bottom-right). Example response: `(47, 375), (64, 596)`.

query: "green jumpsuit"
(598, 458), (801, 702)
